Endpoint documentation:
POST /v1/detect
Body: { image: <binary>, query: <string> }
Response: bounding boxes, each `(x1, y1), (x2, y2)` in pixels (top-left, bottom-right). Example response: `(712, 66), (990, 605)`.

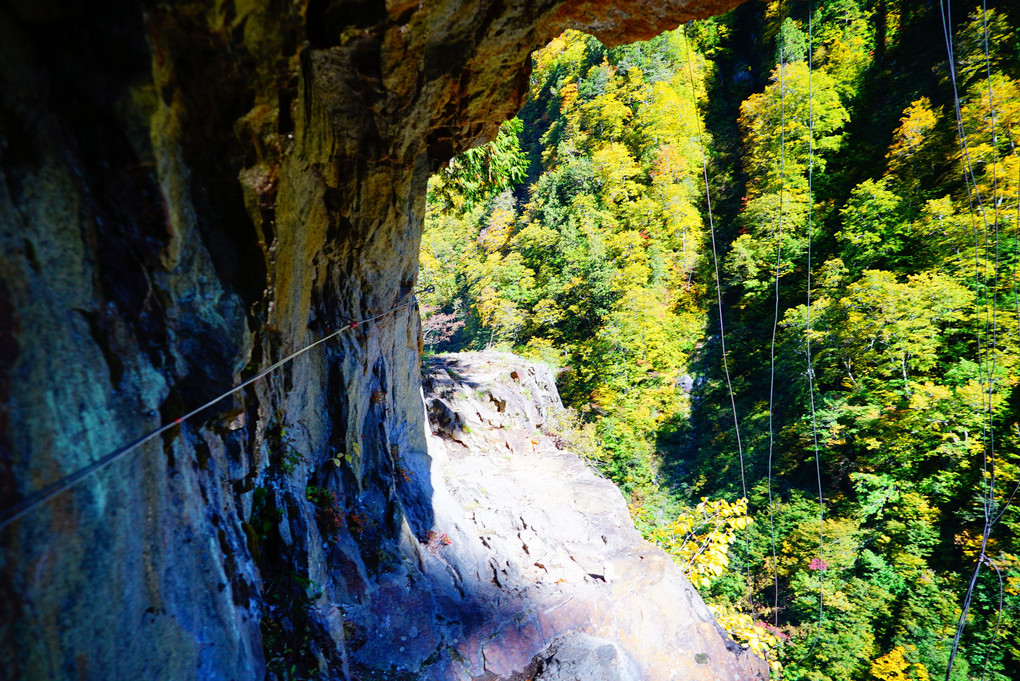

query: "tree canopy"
(420, 4), (1020, 678)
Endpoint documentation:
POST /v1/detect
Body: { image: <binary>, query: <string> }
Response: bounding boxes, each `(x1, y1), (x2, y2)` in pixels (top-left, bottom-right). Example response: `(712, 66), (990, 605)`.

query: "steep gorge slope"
(407, 351), (762, 678)
(0, 0), (756, 679)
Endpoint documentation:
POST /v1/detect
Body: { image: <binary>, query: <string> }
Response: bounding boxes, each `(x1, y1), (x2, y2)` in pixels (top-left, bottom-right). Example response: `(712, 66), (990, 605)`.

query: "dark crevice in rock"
(0, 279), (16, 504)
(306, 0), (389, 49)
(77, 308), (126, 387)
(0, 100), (43, 202)
(149, 8), (268, 318)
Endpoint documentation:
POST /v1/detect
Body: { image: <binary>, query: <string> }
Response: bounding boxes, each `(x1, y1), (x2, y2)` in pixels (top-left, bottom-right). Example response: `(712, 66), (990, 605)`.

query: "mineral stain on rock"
(0, 1), (758, 679)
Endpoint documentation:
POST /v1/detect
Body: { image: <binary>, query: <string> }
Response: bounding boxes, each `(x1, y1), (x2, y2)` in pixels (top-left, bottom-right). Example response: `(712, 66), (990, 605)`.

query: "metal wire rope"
(938, 1), (1012, 678)
(682, 22), (752, 617)
(0, 289), (431, 532)
(801, 0), (827, 661)
(767, 31), (788, 630)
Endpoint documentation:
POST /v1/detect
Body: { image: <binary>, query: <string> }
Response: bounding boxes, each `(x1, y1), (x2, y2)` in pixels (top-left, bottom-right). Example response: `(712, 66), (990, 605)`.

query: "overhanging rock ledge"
(0, 0), (753, 678)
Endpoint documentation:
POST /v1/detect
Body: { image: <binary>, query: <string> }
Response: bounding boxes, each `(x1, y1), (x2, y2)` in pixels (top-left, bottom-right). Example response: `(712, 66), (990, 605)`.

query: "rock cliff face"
(0, 1), (750, 679)
(414, 352), (765, 680)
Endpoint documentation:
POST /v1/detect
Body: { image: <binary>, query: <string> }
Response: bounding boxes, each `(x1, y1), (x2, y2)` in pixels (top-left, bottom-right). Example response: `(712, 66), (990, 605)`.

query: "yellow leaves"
(558, 81), (579, 112)
(824, 421), (847, 447)
(591, 143), (642, 205)
(650, 143), (686, 184)
(823, 588), (856, 614)
(475, 287), (521, 338)
(598, 287), (692, 381)
(778, 516), (861, 578)
(605, 230), (649, 275)
(889, 550), (927, 573)
(739, 61), (847, 198)
(828, 269), (973, 382)
(533, 33), (568, 74)
(511, 220), (559, 253)
(953, 529), (992, 561)
(531, 298), (565, 329)
(907, 381), (952, 412)
(898, 98), (939, 149)
(520, 337), (559, 366)
(645, 497), (751, 589)
(870, 646), (931, 681)
(956, 75), (1020, 241)
(707, 603), (785, 663)
(583, 89), (632, 142)
(954, 374), (1014, 427)
(1002, 555), (1020, 595)
(870, 646), (911, 681)
(478, 207), (516, 254)
(558, 82), (582, 144)
(862, 437), (883, 451)
(532, 30), (590, 82)
(817, 32), (872, 99)
(961, 74), (1020, 158)
(887, 97), (940, 170)
(638, 80), (703, 160)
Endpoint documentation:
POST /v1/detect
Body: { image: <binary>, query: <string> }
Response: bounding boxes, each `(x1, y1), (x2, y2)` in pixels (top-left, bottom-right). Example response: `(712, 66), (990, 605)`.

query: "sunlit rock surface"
(408, 352), (766, 679)
(0, 0), (748, 678)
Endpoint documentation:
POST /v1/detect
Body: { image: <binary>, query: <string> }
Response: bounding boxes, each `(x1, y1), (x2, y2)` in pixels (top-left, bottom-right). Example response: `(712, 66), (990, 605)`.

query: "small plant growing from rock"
(305, 485), (345, 537)
(247, 486), (284, 556)
(347, 511), (371, 538)
(280, 448), (302, 474)
(424, 530), (452, 550)
(375, 547), (398, 570)
(330, 442), (360, 468)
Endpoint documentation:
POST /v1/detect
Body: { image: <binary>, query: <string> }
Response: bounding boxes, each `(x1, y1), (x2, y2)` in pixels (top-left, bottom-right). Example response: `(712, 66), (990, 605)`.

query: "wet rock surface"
(0, 1), (749, 678)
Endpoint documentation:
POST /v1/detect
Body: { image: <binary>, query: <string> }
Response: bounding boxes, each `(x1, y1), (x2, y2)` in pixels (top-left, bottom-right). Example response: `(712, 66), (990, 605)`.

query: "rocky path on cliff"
(363, 351), (766, 680)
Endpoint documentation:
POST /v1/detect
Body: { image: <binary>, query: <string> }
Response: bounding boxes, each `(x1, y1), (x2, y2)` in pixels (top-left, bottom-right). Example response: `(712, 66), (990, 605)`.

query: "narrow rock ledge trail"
(388, 351), (767, 680)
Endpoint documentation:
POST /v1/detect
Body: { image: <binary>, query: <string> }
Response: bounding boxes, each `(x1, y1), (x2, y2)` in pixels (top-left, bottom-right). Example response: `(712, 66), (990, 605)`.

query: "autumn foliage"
(421, 3), (1020, 679)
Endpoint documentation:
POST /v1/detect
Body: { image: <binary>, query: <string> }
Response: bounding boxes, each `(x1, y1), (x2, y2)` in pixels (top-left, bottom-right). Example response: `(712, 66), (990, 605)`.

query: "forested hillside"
(419, 1), (1020, 678)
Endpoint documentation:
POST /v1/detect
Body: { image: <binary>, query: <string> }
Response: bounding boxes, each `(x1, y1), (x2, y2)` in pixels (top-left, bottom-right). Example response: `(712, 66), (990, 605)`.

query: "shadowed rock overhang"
(0, 1), (755, 679)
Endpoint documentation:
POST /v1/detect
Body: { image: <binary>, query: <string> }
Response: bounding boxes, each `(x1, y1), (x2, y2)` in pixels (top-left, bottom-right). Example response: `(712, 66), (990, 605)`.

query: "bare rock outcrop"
(393, 354), (762, 676)
(0, 1), (748, 679)
(402, 352), (766, 680)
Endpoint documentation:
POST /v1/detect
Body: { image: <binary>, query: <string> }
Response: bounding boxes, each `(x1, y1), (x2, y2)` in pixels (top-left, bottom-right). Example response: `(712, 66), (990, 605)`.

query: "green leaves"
(422, 6), (1020, 680)
(836, 179), (908, 274)
(429, 118), (529, 212)
(739, 61), (848, 200)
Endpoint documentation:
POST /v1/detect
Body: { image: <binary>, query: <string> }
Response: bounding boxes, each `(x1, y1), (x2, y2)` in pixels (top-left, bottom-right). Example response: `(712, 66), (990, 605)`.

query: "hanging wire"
(803, 0), (827, 658)
(970, 0), (998, 550)
(767, 32), (788, 629)
(682, 22), (752, 615)
(0, 289), (431, 532)
(977, 555), (1005, 681)
(977, 22), (1005, 677)
(981, 0), (1001, 494)
(939, 1), (1011, 678)
(937, 0), (994, 450)
(995, 165), (1020, 531)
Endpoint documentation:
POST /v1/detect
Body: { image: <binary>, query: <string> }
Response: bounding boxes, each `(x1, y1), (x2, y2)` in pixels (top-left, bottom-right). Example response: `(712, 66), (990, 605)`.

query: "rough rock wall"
(419, 352), (765, 680)
(0, 0), (747, 679)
